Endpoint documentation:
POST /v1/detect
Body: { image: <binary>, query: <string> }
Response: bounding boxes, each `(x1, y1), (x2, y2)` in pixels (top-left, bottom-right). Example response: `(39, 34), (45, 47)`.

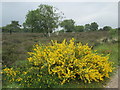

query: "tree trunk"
(31, 29), (33, 33)
(10, 29), (12, 35)
(48, 32), (51, 37)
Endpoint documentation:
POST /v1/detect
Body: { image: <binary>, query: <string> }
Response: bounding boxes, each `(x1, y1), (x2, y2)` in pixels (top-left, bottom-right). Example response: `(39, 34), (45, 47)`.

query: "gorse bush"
(27, 38), (114, 84)
(3, 38), (114, 87)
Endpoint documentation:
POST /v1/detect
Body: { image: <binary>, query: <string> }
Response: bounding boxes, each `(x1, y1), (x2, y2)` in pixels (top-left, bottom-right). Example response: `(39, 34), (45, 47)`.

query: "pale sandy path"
(105, 66), (119, 89)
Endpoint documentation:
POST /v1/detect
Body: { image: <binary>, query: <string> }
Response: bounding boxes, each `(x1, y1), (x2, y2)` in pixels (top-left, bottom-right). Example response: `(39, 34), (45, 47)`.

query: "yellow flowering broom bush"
(27, 38), (114, 84)
(2, 38), (114, 87)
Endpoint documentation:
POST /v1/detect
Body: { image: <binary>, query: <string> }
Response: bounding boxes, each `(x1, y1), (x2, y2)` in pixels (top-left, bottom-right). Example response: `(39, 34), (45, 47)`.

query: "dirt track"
(105, 66), (119, 89)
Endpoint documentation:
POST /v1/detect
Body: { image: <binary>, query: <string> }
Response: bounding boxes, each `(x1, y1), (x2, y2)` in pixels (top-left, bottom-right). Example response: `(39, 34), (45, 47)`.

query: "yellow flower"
(16, 78), (23, 81)
(23, 71), (27, 75)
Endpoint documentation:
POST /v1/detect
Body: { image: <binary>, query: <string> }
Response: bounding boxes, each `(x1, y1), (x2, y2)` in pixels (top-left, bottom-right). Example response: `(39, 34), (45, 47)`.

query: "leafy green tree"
(103, 26), (112, 31)
(24, 4), (62, 36)
(11, 21), (21, 32)
(60, 19), (75, 32)
(75, 25), (84, 32)
(22, 22), (30, 32)
(84, 24), (90, 32)
(2, 21), (21, 34)
(90, 22), (99, 31)
(2, 25), (11, 33)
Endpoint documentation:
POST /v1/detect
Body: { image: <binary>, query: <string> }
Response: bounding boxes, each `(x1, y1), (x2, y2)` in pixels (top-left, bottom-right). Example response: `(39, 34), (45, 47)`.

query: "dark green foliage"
(74, 25), (84, 32)
(84, 24), (91, 32)
(103, 26), (112, 31)
(99, 28), (103, 31)
(2, 21), (21, 34)
(84, 22), (99, 32)
(90, 22), (99, 31)
(60, 19), (75, 32)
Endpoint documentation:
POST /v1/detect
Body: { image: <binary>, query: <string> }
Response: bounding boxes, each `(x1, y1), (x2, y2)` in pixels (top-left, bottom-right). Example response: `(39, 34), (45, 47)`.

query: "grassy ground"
(94, 43), (118, 67)
(2, 31), (119, 88)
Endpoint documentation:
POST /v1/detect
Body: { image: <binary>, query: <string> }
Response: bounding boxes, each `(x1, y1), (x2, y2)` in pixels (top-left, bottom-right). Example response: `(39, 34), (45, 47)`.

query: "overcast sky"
(0, 1), (118, 28)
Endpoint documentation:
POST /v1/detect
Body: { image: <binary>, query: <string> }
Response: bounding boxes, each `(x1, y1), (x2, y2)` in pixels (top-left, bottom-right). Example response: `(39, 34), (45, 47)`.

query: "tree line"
(1, 4), (118, 36)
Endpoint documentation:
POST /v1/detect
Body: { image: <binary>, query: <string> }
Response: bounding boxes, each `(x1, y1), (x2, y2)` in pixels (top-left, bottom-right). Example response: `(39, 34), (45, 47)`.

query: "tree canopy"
(2, 21), (21, 34)
(103, 26), (112, 31)
(84, 24), (91, 32)
(60, 19), (75, 32)
(90, 22), (99, 31)
(24, 4), (63, 36)
(74, 25), (84, 32)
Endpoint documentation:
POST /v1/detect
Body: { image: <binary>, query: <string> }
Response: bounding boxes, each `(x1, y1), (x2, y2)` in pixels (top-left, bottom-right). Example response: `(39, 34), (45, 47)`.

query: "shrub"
(2, 38), (114, 87)
(27, 38), (114, 84)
